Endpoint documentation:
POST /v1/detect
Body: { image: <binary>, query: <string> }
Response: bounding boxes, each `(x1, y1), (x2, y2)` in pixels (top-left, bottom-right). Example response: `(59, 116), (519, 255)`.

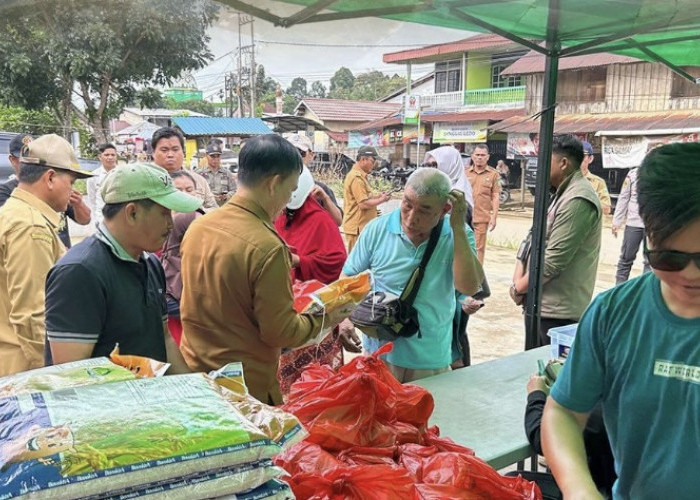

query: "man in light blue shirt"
(340, 168), (483, 383)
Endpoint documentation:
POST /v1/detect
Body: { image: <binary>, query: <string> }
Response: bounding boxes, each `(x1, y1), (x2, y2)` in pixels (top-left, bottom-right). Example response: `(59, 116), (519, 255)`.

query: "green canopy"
(222, 0), (700, 349)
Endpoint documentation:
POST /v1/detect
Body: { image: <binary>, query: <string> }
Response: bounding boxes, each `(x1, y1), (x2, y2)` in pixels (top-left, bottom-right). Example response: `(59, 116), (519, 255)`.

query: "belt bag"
(350, 219), (443, 342)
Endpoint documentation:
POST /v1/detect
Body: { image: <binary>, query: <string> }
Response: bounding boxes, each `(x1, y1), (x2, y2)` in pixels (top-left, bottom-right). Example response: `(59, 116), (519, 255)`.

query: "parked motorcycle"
(499, 172), (511, 204)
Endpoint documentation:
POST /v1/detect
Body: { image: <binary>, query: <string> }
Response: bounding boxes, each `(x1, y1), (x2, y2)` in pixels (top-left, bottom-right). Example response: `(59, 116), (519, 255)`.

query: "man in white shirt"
(86, 143), (118, 226)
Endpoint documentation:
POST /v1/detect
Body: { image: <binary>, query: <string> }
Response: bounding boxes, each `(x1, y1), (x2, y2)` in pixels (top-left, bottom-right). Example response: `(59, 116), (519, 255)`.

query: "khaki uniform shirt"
(341, 164), (377, 236)
(0, 189), (64, 376)
(187, 169), (219, 211)
(466, 165), (501, 224)
(196, 167), (237, 206)
(179, 195), (323, 404)
(584, 171), (612, 213)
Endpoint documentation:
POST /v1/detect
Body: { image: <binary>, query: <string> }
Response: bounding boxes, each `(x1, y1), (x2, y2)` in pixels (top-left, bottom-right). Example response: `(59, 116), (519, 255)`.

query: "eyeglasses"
(421, 161), (438, 168)
(643, 239), (700, 272)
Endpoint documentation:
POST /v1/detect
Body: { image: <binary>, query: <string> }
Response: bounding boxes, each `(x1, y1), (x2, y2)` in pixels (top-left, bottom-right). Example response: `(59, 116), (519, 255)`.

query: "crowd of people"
(0, 125), (697, 498)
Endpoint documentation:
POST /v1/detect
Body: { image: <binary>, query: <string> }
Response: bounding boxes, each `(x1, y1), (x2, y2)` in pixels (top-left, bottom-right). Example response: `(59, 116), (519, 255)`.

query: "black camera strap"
(399, 217), (444, 307)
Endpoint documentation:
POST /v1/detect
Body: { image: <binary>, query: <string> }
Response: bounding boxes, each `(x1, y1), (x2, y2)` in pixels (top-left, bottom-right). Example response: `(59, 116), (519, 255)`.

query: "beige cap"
(21, 134), (94, 179)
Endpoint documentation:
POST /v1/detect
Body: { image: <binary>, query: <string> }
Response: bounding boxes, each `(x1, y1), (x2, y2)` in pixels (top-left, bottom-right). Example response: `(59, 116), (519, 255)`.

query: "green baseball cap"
(101, 163), (203, 213)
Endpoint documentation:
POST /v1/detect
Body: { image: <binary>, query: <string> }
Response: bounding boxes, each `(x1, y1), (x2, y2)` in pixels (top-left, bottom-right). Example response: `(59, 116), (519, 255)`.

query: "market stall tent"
(221, 0), (700, 349)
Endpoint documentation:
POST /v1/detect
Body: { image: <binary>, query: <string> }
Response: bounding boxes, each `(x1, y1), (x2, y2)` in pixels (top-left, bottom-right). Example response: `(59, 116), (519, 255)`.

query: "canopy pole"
(525, 0), (560, 351)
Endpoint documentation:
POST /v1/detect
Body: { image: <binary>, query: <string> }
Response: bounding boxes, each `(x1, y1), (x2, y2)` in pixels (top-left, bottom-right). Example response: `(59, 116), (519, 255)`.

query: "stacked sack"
(0, 357), (296, 500)
(277, 343), (542, 500)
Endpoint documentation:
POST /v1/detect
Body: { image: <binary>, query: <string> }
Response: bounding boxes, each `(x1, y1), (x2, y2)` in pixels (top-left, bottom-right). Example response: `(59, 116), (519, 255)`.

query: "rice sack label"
(0, 358), (137, 399)
(0, 374), (281, 500)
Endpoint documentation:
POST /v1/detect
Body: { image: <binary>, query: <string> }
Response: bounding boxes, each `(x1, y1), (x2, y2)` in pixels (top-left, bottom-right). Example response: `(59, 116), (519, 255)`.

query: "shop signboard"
(433, 121), (488, 143)
(348, 129), (384, 148)
(507, 132), (539, 158)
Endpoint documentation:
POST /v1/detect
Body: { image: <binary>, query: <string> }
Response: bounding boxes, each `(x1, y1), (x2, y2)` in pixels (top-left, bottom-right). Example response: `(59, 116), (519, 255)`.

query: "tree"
(329, 67), (355, 98)
(0, 0), (219, 143)
(163, 97), (216, 116)
(310, 81), (327, 98)
(286, 77), (308, 101)
(350, 71), (405, 100)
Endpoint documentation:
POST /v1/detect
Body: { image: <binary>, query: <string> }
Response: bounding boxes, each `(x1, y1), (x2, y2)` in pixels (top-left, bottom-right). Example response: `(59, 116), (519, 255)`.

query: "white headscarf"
(424, 146), (474, 208)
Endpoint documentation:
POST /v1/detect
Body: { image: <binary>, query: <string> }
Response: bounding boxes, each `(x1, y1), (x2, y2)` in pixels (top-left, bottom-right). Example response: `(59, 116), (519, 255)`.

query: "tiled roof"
(354, 108), (524, 131)
(491, 110), (700, 133)
(326, 131), (349, 143)
(501, 51), (640, 75)
(172, 117), (272, 136)
(383, 34), (522, 64)
(296, 98), (400, 123)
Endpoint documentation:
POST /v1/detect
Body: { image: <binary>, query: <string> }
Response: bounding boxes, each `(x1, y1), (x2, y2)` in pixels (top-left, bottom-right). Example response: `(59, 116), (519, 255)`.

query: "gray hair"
(405, 168), (451, 200)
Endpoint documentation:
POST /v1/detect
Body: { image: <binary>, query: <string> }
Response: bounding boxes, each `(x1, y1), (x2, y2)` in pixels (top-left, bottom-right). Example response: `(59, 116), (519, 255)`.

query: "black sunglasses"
(421, 161), (438, 168)
(643, 239), (700, 272)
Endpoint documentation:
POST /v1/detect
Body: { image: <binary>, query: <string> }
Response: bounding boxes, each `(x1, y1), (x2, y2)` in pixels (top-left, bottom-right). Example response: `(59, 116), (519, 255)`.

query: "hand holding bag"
(350, 219), (443, 341)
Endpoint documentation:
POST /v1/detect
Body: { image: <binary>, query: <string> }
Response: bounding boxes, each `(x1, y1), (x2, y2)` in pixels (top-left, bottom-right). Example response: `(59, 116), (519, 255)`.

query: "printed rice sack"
(0, 374), (281, 499)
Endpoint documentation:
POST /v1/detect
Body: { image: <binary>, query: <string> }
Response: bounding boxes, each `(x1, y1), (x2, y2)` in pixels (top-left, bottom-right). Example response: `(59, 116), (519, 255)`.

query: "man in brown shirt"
(466, 144), (501, 263)
(341, 146), (391, 252)
(179, 134), (350, 404)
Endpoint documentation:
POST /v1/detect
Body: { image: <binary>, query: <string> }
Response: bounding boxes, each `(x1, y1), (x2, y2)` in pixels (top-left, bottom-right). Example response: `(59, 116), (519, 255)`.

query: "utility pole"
(237, 13), (256, 117)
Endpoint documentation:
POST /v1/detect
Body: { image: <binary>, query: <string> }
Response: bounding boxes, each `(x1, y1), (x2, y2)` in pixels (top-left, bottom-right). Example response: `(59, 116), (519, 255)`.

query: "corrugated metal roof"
(491, 110), (700, 133)
(296, 98), (400, 123)
(123, 107), (209, 118)
(354, 108), (524, 131)
(383, 34), (522, 64)
(501, 50), (640, 75)
(172, 117), (272, 136)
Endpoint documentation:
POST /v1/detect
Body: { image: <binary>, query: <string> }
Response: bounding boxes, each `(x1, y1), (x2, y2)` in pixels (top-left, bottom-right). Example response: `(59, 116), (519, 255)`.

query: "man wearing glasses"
(543, 142), (700, 499)
(341, 146), (391, 252)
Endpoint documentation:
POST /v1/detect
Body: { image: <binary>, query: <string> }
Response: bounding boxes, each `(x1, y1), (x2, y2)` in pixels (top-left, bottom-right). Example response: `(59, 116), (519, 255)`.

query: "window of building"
(435, 60), (462, 93)
(556, 66), (607, 102)
(491, 52), (526, 88)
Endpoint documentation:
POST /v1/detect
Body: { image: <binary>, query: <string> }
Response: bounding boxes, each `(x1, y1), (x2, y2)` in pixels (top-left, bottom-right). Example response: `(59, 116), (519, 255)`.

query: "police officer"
(197, 141), (237, 206)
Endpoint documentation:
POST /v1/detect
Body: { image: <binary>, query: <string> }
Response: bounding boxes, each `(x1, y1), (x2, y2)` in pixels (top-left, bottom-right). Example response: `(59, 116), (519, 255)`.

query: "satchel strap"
(399, 218), (444, 307)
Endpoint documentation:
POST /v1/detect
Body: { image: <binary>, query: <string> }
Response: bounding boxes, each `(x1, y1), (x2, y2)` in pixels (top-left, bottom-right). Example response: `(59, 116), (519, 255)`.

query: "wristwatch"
(510, 283), (525, 296)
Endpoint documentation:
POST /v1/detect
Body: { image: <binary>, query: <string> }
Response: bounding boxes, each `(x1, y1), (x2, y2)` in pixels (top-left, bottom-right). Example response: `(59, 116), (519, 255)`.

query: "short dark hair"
(170, 169), (195, 185)
(18, 162), (50, 184)
(151, 127), (185, 150)
(237, 134), (303, 188)
(473, 143), (489, 154)
(638, 142), (700, 245)
(102, 199), (157, 220)
(98, 143), (116, 153)
(552, 135), (584, 169)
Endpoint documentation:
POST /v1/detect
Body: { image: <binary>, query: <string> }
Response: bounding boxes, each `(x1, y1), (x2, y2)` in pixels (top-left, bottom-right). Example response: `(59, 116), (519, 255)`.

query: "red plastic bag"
(283, 370), (401, 451)
(274, 441), (341, 476)
(423, 425), (476, 455)
(338, 343), (435, 427)
(336, 446), (397, 467)
(287, 464), (416, 500)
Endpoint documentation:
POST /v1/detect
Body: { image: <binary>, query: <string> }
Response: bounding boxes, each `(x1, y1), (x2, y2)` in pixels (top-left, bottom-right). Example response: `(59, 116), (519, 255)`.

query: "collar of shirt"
(467, 165), (490, 175)
(11, 187), (62, 228)
(386, 209), (452, 239)
(350, 164), (368, 179)
(95, 222), (146, 263)
(230, 194), (273, 226)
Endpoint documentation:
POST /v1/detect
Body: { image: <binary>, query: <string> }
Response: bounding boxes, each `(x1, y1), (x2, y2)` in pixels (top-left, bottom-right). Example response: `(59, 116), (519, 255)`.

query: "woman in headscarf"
(424, 146), (474, 216)
(274, 165), (350, 397)
(424, 146), (484, 369)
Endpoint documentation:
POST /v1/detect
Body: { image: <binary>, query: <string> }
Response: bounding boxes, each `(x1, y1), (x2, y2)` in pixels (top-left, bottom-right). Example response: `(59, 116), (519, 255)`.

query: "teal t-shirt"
(343, 210), (476, 370)
(551, 272), (700, 499)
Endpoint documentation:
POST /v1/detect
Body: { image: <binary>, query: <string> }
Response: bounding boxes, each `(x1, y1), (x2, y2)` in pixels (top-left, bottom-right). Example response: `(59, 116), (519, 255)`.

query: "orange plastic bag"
(274, 441), (341, 476)
(109, 344), (169, 377)
(293, 279), (325, 313)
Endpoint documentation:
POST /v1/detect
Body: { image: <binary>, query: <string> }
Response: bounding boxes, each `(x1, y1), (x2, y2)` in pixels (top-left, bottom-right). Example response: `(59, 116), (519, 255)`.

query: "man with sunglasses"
(543, 142), (700, 499)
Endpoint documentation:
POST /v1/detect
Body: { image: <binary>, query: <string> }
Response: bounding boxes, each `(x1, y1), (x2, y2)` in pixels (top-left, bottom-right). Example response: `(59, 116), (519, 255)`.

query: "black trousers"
(615, 225), (651, 284)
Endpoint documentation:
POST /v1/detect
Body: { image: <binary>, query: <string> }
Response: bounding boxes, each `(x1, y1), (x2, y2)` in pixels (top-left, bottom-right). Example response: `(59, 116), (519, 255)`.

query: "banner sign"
(403, 95), (420, 125)
(433, 121), (487, 143)
(602, 133), (699, 169)
(348, 129), (384, 148)
(507, 133), (539, 158)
